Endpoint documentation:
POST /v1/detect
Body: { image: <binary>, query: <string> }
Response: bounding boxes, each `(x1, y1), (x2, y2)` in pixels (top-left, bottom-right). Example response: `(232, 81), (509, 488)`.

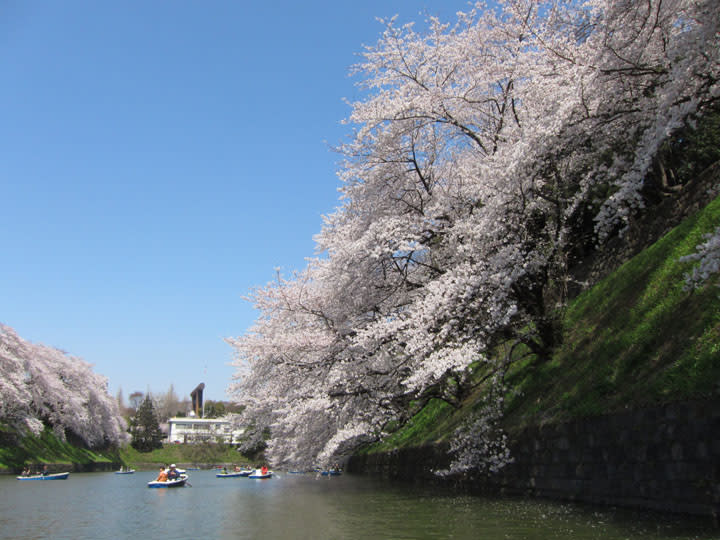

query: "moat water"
(0, 469), (716, 539)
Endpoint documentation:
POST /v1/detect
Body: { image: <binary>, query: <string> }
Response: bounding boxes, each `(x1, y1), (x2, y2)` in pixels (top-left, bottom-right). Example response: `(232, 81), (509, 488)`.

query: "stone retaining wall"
(0, 461), (121, 474)
(348, 399), (720, 517)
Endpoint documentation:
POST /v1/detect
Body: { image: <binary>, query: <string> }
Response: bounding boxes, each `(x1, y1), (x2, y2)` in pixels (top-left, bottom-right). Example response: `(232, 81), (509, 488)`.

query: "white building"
(167, 416), (244, 444)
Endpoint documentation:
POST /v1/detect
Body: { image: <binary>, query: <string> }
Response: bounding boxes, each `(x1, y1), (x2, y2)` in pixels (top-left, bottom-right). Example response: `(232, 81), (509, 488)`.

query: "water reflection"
(0, 470), (715, 539)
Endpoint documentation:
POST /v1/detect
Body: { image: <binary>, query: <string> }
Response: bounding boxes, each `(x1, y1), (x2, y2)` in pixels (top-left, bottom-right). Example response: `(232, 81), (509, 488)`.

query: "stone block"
(671, 441), (684, 460)
(694, 440), (709, 460)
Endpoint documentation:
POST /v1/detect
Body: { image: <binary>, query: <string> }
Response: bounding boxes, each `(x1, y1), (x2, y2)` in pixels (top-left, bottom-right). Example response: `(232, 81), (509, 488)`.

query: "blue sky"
(1, 1), (471, 403)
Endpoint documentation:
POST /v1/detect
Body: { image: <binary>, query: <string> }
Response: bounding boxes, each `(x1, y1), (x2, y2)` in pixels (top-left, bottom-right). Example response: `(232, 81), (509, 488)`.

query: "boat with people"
(248, 468), (272, 479)
(17, 472), (70, 481)
(216, 470), (253, 478)
(147, 464), (189, 488)
(147, 475), (188, 488)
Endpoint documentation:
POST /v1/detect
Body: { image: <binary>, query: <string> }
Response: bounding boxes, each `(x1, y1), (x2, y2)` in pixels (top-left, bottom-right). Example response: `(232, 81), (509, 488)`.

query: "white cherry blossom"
(229, 0), (719, 472)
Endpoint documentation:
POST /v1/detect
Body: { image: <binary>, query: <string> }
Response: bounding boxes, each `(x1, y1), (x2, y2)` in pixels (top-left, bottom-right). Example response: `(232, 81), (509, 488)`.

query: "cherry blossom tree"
(0, 324), (126, 448)
(229, 0), (719, 472)
(682, 226), (720, 290)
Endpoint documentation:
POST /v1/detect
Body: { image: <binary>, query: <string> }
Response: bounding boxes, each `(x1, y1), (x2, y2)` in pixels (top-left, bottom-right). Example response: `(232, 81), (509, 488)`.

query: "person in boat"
(42, 465), (49, 476)
(167, 464), (180, 480)
(155, 467), (168, 482)
(261, 465), (268, 475)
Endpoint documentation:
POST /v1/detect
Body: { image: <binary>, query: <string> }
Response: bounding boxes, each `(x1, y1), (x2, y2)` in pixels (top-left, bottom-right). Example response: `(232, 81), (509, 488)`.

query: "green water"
(0, 470), (715, 539)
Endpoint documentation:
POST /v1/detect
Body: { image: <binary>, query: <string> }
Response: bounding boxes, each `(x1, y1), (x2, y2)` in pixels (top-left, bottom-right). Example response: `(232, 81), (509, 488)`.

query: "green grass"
(119, 443), (252, 469)
(505, 193), (720, 426)
(0, 426), (252, 471)
(364, 193), (720, 453)
(0, 426), (119, 470)
(361, 399), (455, 453)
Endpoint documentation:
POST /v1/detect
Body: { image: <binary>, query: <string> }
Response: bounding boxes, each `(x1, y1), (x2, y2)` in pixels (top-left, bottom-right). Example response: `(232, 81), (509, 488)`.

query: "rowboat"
(17, 472), (70, 481)
(115, 469), (135, 474)
(248, 469), (273, 479)
(147, 475), (188, 488)
(216, 470), (252, 478)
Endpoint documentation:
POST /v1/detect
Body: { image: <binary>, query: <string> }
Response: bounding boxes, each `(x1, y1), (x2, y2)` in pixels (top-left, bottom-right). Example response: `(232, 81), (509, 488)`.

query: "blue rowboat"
(17, 472), (70, 481)
(147, 475), (188, 488)
(216, 470), (252, 478)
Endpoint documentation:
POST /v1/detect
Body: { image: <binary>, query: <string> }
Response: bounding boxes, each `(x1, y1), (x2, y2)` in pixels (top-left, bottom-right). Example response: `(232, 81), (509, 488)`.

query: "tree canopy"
(128, 396), (164, 452)
(228, 0), (720, 471)
(0, 324), (126, 448)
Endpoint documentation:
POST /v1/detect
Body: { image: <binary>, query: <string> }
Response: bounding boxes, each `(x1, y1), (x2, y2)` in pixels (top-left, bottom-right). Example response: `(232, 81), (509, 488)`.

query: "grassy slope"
(119, 443), (252, 469)
(0, 426), (119, 470)
(366, 194), (720, 453)
(0, 427), (252, 471)
(504, 194), (720, 426)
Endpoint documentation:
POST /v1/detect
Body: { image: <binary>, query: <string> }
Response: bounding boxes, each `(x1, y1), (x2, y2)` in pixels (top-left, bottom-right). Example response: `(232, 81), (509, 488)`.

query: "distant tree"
(223, 402), (245, 414)
(203, 400), (226, 418)
(129, 396), (164, 452)
(155, 384), (180, 421)
(128, 391), (144, 412)
(178, 398), (191, 417)
(115, 387), (133, 418)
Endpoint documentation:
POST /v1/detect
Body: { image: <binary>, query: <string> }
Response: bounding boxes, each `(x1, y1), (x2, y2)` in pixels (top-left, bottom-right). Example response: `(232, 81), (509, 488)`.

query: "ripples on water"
(0, 471), (715, 539)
